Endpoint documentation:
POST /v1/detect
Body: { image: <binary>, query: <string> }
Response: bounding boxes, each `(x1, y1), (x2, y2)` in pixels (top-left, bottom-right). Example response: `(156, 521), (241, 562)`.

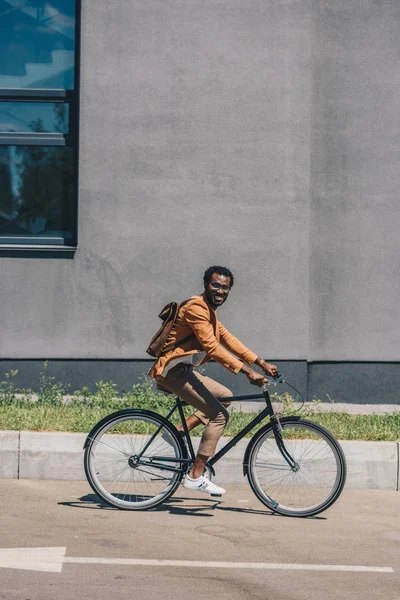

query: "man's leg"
(190, 453), (209, 479)
(177, 403), (232, 435)
(176, 413), (202, 435)
(176, 370), (232, 439)
(162, 366), (231, 491)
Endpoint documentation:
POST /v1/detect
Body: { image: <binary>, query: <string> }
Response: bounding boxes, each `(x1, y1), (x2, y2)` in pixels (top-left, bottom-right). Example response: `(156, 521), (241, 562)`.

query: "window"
(0, 1), (80, 249)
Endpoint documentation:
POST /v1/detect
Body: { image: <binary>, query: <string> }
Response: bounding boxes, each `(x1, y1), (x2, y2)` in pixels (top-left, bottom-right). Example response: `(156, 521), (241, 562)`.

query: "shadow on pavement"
(58, 494), (326, 520)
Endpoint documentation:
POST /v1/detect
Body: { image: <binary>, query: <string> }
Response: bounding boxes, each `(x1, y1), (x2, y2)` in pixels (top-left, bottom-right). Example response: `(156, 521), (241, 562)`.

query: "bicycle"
(83, 375), (347, 517)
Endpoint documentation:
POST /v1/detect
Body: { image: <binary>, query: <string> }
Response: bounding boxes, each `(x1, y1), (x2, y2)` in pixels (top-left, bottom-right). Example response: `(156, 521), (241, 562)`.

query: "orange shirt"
(149, 293), (257, 381)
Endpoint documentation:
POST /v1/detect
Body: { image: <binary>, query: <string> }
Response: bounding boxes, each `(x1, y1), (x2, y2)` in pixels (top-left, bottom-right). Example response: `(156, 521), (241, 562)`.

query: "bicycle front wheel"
(84, 409), (186, 510)
(246, 418), (346, 517)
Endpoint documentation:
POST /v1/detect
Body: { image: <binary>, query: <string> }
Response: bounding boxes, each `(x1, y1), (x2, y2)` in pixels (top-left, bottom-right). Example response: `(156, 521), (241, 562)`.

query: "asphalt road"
(0, 480), (398, 600)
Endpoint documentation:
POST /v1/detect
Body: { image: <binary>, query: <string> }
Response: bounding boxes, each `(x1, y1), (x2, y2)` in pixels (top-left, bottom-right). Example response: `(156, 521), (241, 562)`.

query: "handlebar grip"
(262, 373), (285, 389)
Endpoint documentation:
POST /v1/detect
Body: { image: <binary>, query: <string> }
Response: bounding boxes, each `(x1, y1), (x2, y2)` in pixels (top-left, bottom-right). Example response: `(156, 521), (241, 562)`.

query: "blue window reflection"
(0, 1), (76, 90)
(0, 102), (68, 133)
(0, 145), (74, 240)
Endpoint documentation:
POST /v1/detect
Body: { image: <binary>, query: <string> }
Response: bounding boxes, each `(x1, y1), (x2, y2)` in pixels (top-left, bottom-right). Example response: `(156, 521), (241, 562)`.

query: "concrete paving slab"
(19, 431), (86, 480)
(185, 436), (400, 490)
(1, 431), (399, 491)
(233, 402), (400, 414)
(14, 394), (400, 414)
(341, 440), (398, 491)
(0, 430), (19, 478)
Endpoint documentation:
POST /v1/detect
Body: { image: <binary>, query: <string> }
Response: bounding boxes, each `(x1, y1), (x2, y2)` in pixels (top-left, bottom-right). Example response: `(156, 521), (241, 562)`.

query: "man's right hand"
(240, 364), (266, 387)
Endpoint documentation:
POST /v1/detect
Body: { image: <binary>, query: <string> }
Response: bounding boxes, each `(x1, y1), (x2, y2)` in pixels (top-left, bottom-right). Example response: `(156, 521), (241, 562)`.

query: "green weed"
(0, 365), (398, 441)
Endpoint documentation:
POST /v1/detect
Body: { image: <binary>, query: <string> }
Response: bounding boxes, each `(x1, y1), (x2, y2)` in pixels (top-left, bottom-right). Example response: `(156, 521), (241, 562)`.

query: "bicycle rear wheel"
(246, 418), (346, 517)
(84, 409), (186, 510)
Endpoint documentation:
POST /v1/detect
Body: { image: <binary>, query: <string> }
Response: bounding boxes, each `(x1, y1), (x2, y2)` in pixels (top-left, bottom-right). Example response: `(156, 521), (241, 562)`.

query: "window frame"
(0, 0), (81, 252)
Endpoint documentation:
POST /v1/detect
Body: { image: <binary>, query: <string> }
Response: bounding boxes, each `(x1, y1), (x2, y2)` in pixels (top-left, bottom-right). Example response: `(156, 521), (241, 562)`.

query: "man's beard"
(210, 292), (228, 307)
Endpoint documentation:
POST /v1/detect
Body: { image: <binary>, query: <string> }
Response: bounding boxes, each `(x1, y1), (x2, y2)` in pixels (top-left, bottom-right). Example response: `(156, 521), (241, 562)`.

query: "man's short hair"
(203, 266), (234, 288)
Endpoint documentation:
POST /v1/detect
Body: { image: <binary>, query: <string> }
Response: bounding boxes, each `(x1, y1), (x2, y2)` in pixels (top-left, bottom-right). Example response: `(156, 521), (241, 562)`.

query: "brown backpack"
(146, 300), (195, 357)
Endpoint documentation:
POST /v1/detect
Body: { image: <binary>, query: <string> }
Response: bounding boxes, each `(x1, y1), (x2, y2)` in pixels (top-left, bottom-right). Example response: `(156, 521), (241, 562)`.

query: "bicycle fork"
(241, 389), (301, 476)
(270, 416), (300, 472)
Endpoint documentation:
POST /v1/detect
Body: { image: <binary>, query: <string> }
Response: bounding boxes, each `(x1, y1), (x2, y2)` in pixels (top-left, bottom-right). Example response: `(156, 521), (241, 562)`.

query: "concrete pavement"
(0, 480), (398, 600)
(234, 401), (400, 414)
(0, 430), (399, 490)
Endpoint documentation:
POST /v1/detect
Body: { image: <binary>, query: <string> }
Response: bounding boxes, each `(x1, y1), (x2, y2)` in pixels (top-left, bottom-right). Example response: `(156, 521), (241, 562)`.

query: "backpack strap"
(160, 298), (196, 354)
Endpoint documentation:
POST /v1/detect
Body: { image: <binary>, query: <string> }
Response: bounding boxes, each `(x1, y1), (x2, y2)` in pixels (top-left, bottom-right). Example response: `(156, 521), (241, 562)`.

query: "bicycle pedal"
(210, 494), (222, 498)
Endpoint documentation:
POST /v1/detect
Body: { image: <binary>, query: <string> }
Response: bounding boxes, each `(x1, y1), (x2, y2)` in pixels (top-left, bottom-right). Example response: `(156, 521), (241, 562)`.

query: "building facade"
(1, 1), (399, 404)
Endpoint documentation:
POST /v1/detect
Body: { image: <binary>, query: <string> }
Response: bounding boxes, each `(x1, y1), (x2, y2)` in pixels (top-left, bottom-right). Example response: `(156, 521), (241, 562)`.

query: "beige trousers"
(163, 364), (232, 456)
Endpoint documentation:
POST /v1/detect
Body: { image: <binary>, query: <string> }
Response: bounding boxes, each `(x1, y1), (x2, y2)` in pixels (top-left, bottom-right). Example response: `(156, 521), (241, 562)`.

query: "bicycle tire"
(84, 409), (187, 510)
(246, 417), (346, 517)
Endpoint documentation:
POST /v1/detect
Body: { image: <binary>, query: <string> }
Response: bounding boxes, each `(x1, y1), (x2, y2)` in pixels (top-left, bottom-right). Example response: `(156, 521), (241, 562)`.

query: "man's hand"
(247, 369), (267, 387)
(261, 362), (278, 378)
(240, 364), (266, 387)
(255, 358), (278, 378)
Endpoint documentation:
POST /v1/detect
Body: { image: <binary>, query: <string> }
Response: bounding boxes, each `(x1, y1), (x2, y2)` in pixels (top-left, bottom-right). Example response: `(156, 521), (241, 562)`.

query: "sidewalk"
(1, 430), (398, 491)
(14, 393), (400, 414)
(235, 401), (400, 414)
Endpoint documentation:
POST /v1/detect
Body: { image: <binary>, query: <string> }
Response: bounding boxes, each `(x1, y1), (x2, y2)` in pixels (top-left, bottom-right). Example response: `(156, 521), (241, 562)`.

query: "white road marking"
(0, 547), (66, 573)
(0, 548), (394, 574)
(64, 558), (394, 573)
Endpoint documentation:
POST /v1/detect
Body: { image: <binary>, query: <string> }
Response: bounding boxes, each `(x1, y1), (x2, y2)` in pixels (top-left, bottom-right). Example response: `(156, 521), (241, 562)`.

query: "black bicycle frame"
(138, 387), (298, 473)
(209, 389), (297, 470)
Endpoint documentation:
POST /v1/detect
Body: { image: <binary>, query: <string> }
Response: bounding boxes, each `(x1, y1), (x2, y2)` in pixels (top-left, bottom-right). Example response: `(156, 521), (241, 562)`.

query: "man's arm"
(253, 356), (278, 377)
(219, 323), (278, 380)
(218, 323), (257, 365)
(184, 301), (245, 374)
(185, 303), (276, 386)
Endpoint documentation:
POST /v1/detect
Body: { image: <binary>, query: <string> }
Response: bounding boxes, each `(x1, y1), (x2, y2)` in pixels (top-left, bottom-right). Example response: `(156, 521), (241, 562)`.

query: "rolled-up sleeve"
(218, 323), (258, 365)
(184, 301), (243, 374)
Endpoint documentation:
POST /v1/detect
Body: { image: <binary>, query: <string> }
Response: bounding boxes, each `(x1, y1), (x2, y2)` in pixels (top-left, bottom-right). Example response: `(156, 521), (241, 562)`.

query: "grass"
(0, 367), (399, 441)
(0, 402), (398, 441)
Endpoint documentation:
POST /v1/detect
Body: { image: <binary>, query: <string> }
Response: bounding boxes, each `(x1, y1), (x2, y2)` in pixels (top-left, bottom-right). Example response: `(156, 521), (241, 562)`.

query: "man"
(149, 266), (278, 496)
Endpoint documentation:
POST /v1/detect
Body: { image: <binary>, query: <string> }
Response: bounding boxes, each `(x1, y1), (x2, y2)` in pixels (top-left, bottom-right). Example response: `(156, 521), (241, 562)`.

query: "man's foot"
(183, 474), (226, 496)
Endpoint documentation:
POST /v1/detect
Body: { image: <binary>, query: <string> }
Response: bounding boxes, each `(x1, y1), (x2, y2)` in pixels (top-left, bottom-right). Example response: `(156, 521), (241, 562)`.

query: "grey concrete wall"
(0, 2), (399, 384)
(309, 0), (400, 361)
(0, 358), (306, 397)
(2, 358), (399, 404)
(1, 0), (311, 360)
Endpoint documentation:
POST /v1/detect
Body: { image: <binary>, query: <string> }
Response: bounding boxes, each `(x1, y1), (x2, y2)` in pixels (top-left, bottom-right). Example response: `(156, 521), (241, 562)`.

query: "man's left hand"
(260, 361), (278, 378)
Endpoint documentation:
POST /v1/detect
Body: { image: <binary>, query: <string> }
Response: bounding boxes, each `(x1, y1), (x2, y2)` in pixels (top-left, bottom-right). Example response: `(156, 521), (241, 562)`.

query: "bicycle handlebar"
(262, 373), (285, 390)
(261, 374), (306, 412)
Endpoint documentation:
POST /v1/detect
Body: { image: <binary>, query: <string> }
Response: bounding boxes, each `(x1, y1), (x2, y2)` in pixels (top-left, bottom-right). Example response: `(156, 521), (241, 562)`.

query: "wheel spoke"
(89, 437), (131, 457)
(85, 411), (185, 510)
(248, 420), (346, 517)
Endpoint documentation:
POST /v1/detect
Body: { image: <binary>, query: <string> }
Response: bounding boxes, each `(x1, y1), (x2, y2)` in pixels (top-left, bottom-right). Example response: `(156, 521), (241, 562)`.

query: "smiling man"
(149, 265), (277, 496)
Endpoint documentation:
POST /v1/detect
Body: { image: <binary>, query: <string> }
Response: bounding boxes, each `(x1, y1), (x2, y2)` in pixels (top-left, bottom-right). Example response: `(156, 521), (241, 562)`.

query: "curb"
(233, 402), (400, 414)
(0, 430), (398, 491)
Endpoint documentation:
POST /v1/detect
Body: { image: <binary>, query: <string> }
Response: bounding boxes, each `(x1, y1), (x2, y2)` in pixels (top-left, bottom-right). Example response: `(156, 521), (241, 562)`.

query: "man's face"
(205, 273), (231, 308)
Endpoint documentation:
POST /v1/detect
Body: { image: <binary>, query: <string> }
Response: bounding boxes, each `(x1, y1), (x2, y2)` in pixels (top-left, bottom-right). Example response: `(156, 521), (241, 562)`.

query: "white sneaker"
(183, 474), (226, 496)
